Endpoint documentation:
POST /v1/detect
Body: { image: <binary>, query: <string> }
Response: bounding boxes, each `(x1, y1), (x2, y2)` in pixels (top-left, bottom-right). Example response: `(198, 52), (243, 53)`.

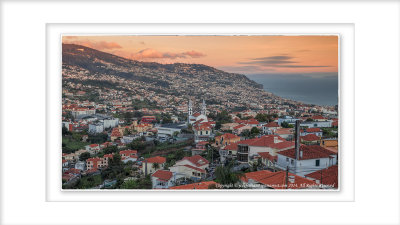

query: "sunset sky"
(62, 35), (338, 76)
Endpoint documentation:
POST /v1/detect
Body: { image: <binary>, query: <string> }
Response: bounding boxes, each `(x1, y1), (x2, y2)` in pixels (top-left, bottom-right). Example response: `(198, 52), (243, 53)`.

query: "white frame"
(47, 23), (353, 202)
(1, 1), (399, 225)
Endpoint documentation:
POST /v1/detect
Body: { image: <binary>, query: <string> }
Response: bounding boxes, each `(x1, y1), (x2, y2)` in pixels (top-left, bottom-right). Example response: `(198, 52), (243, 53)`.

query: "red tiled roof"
(312, 115), (325, 120)
(242, 170), (317, 189)
(103, 154), (114, 159)
(278, 145), (336, 160)
(264, 122), (280, 128)
(146, 156), (166, 164)
(258, 152), (277, 162)
(183, 164), (206, 173)
(169, 181), (218, 189)
(274, 128), (293, 135)
(152, 170), (173, 181)
(87, 157), (103, 163)
(223, 142), (239, 151)
(305, 165), (338, 188)
(301, 134), (320, 142)
(179, 155), (209, 167)
(233, 124), (246, 130)
(237, 135), (294, 150)
(89, 144), (99, 148)
(65, 168), (81, 174)
(193, 113), (201, 117)
(306, 128), (322, 133)
(218, 133), (240, 139)
(120, 150), (138, 156)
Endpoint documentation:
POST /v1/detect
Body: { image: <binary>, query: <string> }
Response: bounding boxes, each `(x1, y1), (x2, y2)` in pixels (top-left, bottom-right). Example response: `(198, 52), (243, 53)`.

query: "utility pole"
(286, 166), (289, 189)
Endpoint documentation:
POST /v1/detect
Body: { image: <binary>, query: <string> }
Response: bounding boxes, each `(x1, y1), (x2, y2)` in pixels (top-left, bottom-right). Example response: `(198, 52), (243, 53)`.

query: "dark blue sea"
(246, 73), (338, 106)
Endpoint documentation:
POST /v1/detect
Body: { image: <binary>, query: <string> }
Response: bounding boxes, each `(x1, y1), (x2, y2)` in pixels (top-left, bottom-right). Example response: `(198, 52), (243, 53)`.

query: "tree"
(152, 162), (160, 171)
(255, 113), (268, 122)
(79, 152), (91, 162)
(62, 126), (70, 136)
(250, 127), (260, 135)
(214, 163), (243, 187)
(281, 121), (294, 128)
(120, 180), (137, 189)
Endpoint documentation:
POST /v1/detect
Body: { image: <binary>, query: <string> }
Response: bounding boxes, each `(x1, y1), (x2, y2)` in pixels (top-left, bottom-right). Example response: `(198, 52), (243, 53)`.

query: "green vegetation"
(132, 99), (159, 110)
(79, 152), (91, 161)
(120, 176), (152, 189)
(214, 163), (243, 187)
(321, 127), (338, 138)
(165, 149), (191, 168)
(281, 121), (294, 128)
(210, 110), (233, 130)
(62, 136), (87, 154)
(77, 174), (103, 189)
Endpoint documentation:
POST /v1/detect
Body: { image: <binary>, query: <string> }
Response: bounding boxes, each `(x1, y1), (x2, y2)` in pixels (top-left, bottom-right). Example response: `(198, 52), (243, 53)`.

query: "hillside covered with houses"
(62, 45), (339, 190)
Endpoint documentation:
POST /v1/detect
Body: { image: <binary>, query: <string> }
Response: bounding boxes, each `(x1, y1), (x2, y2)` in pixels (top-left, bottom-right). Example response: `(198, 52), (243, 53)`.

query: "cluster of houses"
(62, 97), (338, 189)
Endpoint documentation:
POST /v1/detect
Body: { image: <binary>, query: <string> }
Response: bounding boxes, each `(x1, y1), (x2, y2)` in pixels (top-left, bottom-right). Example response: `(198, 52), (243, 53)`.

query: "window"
(315, 159), (320, 166)
(291, 159), (294, 165)
(286, 158), (289, 162)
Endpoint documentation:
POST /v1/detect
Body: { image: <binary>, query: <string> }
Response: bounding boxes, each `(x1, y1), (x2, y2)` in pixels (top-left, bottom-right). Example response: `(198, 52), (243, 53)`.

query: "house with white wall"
(151, 170), (175, 189)
(276, 145), (337, 177)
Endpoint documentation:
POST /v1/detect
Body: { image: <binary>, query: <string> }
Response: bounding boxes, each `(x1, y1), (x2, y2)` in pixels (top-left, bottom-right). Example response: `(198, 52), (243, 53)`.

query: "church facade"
(187, 99), (208, 125)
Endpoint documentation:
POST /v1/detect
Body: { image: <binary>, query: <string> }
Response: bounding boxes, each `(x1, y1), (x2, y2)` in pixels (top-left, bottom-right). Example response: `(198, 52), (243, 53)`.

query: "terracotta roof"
(312, 115), (325, 120)
(179, 155), (209, 167)
(278, 145), (336, 160)
(264, 122), (280, 128)
(120, 150), (138, 156)
(182, 164), (206, 173)
(152, 170), (173, 181)
(305, 165), (338, 188)
(87, 157), (102, 163)
(223, 143), (239, 151)
(146, 156), (166, 164)
(103, 154), (114, 159)
(258, 152), (277, 162)
(242, 170), (317, 189)
(301, 134), (320, 142)
(89, 144), (99, 148)
(306, 128), (322, 133)
(237, 135), (294, 150)
(169, 181), (218, 189)
(218, 133), (240, 139)
(233, 124), (246, 130)
(274, 128), (293, 135)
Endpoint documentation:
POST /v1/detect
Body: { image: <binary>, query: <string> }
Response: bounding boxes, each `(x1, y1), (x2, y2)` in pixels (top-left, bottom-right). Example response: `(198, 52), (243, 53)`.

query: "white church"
(187, 99), (208, 125)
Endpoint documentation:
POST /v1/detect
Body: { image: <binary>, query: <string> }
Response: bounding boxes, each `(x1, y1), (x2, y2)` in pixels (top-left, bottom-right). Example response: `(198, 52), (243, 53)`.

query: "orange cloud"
(183, 50), (206, 58)
(63, 38), (122, 50)
(130, 48), (206, 60)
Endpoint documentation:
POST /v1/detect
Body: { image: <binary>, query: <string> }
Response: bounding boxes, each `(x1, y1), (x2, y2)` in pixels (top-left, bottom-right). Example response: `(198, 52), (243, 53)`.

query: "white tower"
(188, 99), (193, 124)
(201, 99), (207, 115)
(188, 99), (193, 116)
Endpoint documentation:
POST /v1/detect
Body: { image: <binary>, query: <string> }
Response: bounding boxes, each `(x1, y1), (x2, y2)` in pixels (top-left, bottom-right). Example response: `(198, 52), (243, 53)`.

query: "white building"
(75, 161), (86, 171)
(89, 123), (104, 134)
(276, 145), (337, 177)
(300, 120), (333, 128)
(151, 170), (175, 189)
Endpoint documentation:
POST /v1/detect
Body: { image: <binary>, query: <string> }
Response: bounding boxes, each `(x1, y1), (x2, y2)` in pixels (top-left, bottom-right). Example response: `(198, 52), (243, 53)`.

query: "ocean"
(246, 73), (338, 106)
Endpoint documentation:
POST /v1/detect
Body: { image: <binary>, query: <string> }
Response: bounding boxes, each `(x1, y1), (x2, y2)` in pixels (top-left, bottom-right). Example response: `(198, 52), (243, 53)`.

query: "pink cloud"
(131, 48), (206, 60)
(184, 50), (206, 58)
(63, 40), (122, 50)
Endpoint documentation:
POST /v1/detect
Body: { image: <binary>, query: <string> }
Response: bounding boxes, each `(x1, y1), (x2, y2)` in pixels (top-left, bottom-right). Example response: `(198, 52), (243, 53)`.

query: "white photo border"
(47, 23), (353, 202)
(1, 0), (399, 225)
